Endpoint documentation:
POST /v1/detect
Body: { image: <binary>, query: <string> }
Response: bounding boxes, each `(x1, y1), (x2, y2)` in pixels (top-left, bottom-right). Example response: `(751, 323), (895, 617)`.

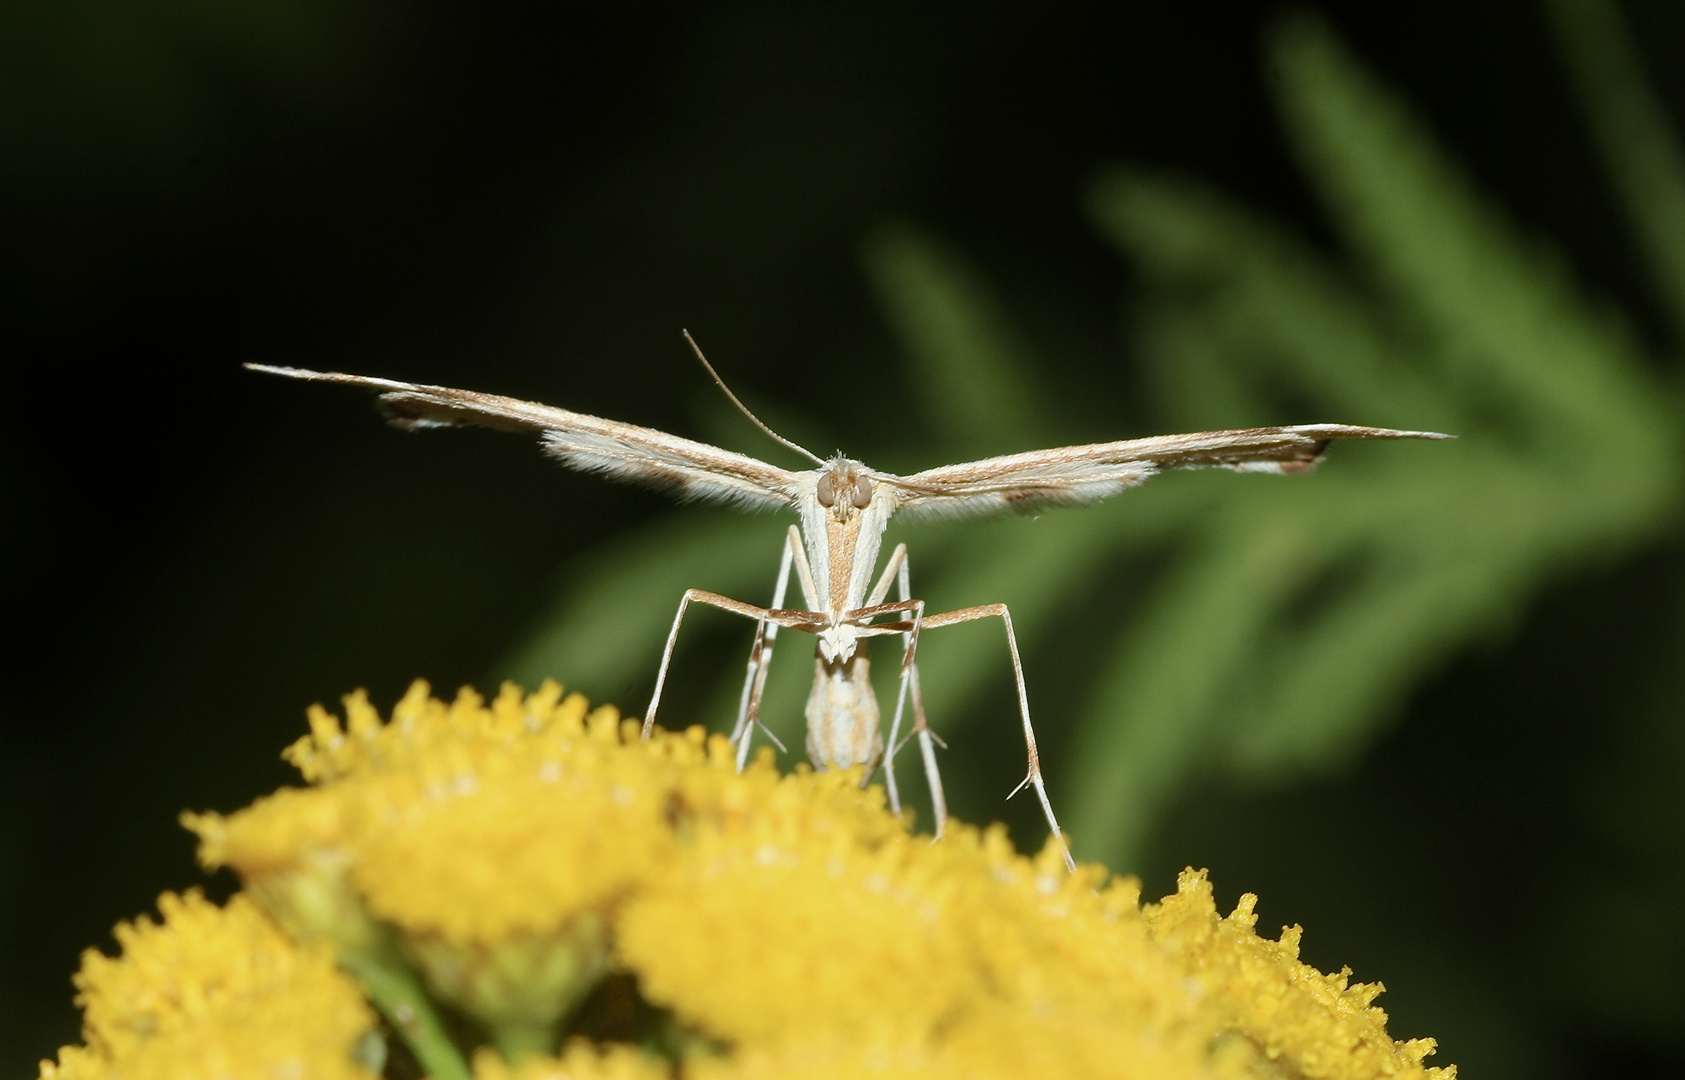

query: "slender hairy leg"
(900, 554), (947, 838)
(869, 544), (911, 813)
(896, 556), (944, 762)
(643, 587), (820, 738)
(785, 523), (822, 612)
(877, 548), (949, 837)
(732, 526), (823, 768)
(917, 602), (1076, 872)
(733, 619), (768, 749)
(864, 542), (905, 609)
(730, 531), (796, 766)
(908, 666), (945, 838)
(882, 595), (924, 818)
(871, 545), (930, 825)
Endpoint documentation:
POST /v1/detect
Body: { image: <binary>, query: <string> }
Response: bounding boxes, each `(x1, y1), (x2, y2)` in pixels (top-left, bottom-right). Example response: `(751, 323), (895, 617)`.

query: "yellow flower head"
(97, 679), (1452, 1080)
(40, 890), (377, 1080)
(191, 680), (673, 945)
(470, 1040), (670, 1080)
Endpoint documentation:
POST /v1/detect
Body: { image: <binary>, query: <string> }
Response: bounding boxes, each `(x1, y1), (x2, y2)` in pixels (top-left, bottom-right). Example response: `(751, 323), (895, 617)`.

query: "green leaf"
(1063, 501), (1314, 860)
(1088, 169), (1453, 430)
(1063, 14), (1684, 867)
(860, 221), (1049, 454)
(1271, 12), (1677, 475)
(1545, 0), (1685, 339)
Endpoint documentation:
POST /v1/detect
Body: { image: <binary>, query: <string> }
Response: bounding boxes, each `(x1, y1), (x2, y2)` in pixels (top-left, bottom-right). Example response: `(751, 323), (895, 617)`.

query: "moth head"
(814, 459), (875, 519)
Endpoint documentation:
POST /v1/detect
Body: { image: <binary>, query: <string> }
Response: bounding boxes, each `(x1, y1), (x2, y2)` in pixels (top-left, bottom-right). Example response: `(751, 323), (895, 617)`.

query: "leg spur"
(907, 601), (1076, 873)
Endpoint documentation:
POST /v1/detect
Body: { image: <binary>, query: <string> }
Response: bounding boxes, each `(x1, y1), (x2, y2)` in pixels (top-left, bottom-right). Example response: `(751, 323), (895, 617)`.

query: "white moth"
(250, 344), (1449, 870)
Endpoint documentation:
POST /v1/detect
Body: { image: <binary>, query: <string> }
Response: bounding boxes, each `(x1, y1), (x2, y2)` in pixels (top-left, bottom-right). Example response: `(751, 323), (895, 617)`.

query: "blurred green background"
(5, 0), (1682, 1076)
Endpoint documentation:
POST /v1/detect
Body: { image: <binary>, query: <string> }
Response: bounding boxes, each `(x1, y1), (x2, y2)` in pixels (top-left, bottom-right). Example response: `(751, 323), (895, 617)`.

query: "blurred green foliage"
(505, 3), (1682, 874)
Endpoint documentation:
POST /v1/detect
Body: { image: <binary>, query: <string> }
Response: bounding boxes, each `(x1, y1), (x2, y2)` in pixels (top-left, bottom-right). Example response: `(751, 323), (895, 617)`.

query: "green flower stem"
(340, 950), (471, 1080)
(489, 1018), (560, 1063)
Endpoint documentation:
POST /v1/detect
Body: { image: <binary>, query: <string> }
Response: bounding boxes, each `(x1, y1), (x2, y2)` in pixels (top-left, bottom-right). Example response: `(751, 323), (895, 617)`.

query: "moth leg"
(888, 550), (948, 839)
(866, 545), (943, 837)
(867, 543), (911, 814)
(918, 602), (1076, 872)
(643, 587), (819, 739)
(864, 542), (904, 608)
(731, 529), (799, 771)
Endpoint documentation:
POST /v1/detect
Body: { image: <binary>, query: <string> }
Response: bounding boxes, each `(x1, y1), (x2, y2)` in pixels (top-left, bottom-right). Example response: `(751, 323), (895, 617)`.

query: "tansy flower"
(45, 679), (1454, 1080)
(39, 890), (379, 1080)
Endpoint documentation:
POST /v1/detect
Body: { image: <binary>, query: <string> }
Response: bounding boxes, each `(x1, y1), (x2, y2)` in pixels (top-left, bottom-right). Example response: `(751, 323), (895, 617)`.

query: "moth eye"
(851, 475), (874, 508)
(815, 473), (837, 507)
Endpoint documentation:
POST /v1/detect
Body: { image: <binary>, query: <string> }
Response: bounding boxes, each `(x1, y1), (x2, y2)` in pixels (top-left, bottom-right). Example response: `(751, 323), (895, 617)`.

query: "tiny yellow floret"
(39, 890), (377, 1080)
(470, 1041), (670, 1080)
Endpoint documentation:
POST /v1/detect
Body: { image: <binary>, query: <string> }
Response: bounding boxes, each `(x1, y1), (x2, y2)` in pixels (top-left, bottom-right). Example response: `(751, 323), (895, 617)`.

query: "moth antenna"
(683, 329), (825, 466)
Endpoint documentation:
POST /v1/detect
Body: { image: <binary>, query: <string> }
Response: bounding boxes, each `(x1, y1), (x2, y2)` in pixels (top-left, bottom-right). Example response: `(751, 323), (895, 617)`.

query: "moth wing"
(247, 365), (803, 510)
(882, 424), (1452, 520)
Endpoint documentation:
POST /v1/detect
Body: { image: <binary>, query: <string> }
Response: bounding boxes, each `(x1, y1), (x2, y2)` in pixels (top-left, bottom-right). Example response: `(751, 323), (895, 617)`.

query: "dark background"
(5, 1), (1681, 1077)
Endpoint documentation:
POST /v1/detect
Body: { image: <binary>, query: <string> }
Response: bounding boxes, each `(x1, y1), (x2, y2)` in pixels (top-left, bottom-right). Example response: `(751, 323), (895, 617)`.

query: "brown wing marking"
(882, 424), (1451, 519)
(246, 364), (804, 510)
